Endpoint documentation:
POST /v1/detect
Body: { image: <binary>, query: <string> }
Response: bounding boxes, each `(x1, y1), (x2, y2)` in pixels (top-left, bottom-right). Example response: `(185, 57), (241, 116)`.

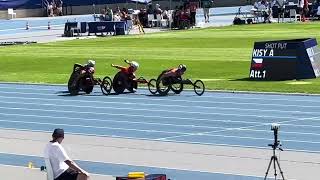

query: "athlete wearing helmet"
(71, 59), (97, 87)
(111, 60), (139, 76)
(83, 60), (96, 74)
(129, 61), (139, 71)
(86, 60), (96, 67)
(161, 64), (187, 79)
(111, 60), (140, 92)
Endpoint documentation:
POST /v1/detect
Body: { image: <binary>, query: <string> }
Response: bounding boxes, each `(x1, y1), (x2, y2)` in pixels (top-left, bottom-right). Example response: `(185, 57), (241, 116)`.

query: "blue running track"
(0, 83), (319, 180)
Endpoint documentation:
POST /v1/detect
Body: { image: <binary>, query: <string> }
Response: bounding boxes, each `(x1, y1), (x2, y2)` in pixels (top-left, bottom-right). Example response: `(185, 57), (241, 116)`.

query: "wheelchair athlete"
(159, 64), (187, 84)
(72, 60), (96, 86)
(111, 60), (140, 92)
(111, 60), (139, 78)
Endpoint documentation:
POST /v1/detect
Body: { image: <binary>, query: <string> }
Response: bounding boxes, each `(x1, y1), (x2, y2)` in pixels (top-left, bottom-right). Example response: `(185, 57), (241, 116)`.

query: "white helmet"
(87, 60), (96, 67)
(130, 61), (139, 70)
(178, 64), (187, 72)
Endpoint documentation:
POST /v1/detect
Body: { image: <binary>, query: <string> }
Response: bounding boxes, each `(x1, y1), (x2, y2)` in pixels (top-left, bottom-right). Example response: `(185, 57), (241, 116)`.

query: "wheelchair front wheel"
(194, 80), (205, 96)
(100, 76), (112, 95)
(148, 79), (157, 95)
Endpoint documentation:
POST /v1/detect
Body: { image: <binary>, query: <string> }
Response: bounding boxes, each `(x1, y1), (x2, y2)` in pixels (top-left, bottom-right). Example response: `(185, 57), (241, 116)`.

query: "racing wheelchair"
(147, 70), (205, 96)
(101, 72), (150, 95)
(68, 63), (113, 95)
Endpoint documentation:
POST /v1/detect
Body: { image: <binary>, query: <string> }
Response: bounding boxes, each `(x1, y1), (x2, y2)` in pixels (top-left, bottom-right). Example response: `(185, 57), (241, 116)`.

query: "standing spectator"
(190, 1), (199, 26)
(52, 0), (57, 15)
(147, 4), (153, 14)
(261, 0), (271, 23)
(48, 1), (54, 17)
(113, 7), (122, 21)
(180, 5), (191, 29)
(154, 4), (163, 15)
(174, 6), (183, 28)
(272, 0), (286, 19)
(162, 7), (169, 19)
(44, 128), (90, 180)
(300, 0), (309, 21)
(105, 7), (113, 21)
(202, 0), (213, 23)
(115, 6), (121, 16)
(55, 0), (63, 16)
(138, 8), (148, 27)
(121, 8), (129, 20)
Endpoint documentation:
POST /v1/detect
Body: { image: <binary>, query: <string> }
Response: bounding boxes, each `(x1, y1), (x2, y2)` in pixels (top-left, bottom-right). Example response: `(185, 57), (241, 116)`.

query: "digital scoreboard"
(249, 38), (320, 80)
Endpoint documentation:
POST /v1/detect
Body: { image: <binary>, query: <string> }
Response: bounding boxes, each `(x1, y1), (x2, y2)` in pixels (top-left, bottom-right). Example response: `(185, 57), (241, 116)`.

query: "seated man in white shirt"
(44, 129), (90, 180)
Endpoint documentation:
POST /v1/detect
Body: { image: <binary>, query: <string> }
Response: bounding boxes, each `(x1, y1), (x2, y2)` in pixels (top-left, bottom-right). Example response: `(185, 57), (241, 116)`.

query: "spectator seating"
(152, 14), (160, 27)
(289, 9), (301, 21)
(147, 14), (155, 27)
(161, 17), (169, 28)
(7, 8), (16, 19)
(44, 158), (54, 180)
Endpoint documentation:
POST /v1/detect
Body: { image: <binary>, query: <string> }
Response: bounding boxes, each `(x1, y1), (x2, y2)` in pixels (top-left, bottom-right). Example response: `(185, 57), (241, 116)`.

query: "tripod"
(264, 129), (285, 180)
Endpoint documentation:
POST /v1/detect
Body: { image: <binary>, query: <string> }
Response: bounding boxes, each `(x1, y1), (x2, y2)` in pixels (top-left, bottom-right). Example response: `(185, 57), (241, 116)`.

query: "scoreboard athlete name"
(252, 49), (274, 57)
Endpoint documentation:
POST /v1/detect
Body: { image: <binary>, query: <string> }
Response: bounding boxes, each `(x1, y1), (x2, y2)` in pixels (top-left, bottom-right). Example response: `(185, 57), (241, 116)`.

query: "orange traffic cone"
(26, 21), (29, 30)
(48, 21), (51, 30)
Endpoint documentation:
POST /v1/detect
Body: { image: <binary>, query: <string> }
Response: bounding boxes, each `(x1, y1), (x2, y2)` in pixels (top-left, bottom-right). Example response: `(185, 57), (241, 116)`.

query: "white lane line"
(1, 95), (320, 115)
(0, 134), (319, 166)
(0, 113), (224, 130)
(1, 127), (318, 154)
(0, 101), (310, 120)
(158, 116), (320, 141)
(2, 112), (319, 135)
(1, 85), (320, 103)
(0, 90), (320, 111)
(157, 132), (320, 144)
(0, 127), (155, 141)
(0, 119), (187, 135)
(231, 128), (320, 136)
(0, 111), (264, 126)
(0, 119), (318, 145)
(1, 97), (319, 117)
(201, 117), (320, 138)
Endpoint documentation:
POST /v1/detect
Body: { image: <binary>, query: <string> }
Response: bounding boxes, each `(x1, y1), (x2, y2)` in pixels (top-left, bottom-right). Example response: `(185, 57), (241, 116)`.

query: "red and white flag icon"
(252, 58), (263, 68)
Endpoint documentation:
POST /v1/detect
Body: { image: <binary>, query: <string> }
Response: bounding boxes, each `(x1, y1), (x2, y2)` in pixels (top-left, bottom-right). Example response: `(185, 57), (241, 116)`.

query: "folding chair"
(155, 14), (163, 27)
(289, 9), (301, 22)
(44, 158), (54, 180)
(317, 6), (320, 17)
(147, 14), (154, 27)
(7, 8), (16, 19)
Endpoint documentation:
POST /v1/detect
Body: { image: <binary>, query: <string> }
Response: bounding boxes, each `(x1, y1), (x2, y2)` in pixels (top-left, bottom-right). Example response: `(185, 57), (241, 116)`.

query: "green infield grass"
(1, 22), (320, 94)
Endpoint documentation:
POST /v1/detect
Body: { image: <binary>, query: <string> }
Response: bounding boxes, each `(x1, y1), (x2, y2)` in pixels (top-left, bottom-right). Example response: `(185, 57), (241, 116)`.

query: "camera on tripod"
(268, 123), (282, 150)
(264, 123), (286, 180)
(271, 123), (280, 131)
